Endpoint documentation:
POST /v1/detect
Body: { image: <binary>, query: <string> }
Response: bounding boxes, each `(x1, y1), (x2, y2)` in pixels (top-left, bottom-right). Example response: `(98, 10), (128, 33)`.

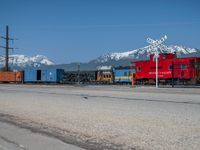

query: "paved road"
(0, 121), (84, 150)
(0, 84), (199, 150)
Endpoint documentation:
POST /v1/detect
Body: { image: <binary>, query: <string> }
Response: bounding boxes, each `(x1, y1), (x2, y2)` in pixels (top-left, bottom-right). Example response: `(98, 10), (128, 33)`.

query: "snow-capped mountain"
(54, 44), (200, 71)
(0, 54), (55, 68)
(92, 45), (200, 63)
(1, 44), (198, 71)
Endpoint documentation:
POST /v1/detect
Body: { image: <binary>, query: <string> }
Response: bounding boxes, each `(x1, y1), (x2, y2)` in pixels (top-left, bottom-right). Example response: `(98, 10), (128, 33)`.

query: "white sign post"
(155, 51), (159, 88)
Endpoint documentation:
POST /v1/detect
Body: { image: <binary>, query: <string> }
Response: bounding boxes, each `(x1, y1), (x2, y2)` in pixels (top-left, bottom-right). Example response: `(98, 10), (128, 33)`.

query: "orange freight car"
(0, 71), (23, 83)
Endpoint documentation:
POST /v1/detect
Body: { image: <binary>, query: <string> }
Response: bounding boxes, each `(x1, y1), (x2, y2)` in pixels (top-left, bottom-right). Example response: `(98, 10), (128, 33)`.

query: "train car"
(62, 70), (96, 84)
(41, 69), (64, 83)
(172, 57), (200, 84)
(24, 69), (37, 82)
(0, 71), (23, 83)
(24, 68), (64, 83)
(96, 66), (114, 84)
(114, 66), (134, 84)
(132, 53), (200, 85)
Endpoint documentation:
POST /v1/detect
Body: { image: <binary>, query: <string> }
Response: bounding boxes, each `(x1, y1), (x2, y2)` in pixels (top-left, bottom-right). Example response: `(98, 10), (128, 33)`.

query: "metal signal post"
(155, 51), (158, 88)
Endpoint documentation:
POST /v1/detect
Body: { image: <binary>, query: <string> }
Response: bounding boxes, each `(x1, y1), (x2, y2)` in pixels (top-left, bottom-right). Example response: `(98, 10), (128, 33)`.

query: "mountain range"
(0, 55), (55, 70)
(1, 45), (200, 71)
(56, 44), (200, 71)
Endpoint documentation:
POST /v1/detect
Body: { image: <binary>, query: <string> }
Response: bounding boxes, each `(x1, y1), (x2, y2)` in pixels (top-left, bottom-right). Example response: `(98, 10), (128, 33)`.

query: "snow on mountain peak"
(0, 54), (55, 68)
(110, 50), (136, 60)
(167, 45), (197, 54)
(93, 45), (199, 63)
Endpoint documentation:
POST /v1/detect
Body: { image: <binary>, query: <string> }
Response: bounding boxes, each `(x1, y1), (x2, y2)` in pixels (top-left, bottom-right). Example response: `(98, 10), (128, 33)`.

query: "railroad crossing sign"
(146, 35), (168, 88)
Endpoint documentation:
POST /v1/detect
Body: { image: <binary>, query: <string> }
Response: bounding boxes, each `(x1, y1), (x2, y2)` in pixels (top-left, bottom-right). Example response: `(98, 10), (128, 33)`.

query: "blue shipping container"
(41, 69), (64, 83)
(24, 69), (37, 82)
(24, 68), (64, 83)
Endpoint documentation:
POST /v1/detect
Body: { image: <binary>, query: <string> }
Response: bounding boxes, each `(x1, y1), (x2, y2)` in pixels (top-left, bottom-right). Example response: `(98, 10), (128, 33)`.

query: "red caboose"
(132, 53), (200, 85)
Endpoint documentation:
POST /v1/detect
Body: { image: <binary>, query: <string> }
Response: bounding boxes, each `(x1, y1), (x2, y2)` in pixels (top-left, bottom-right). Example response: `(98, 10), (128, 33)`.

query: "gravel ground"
(0, 84), (200, 150)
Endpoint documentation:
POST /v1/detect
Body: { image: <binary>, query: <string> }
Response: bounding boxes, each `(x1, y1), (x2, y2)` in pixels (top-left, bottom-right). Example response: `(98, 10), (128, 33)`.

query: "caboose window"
(137, 66), (141, 72)
(181, 64), (187, 70)
(163, 55), (166, 59)
(169, 65), (172, 70)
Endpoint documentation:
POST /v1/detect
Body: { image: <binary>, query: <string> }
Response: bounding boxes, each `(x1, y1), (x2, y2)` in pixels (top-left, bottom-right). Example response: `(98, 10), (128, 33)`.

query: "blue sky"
(0, 0), (200, 64)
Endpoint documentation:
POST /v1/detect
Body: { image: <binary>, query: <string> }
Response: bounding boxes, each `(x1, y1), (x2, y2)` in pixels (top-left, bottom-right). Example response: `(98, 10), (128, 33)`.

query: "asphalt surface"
(0, 121), (84, 150)
(0, 84), (199, 150)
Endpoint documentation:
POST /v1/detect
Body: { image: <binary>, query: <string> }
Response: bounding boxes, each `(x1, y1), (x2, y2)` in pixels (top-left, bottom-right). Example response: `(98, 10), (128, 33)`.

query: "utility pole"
(5, 26), (9, 71)
(0, 25), (16, 71)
